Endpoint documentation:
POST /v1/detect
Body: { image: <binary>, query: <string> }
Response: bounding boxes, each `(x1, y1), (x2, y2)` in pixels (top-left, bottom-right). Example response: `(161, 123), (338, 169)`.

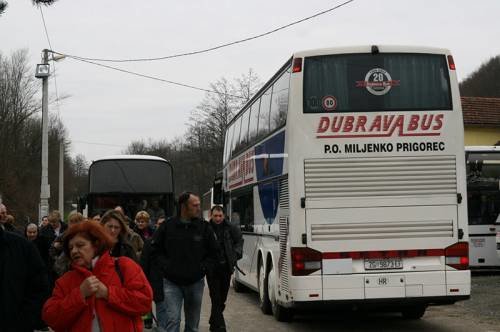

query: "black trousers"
(206, 268), (232, 331)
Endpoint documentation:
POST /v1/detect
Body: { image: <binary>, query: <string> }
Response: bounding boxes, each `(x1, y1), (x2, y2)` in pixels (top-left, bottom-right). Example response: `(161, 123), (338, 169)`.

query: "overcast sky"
(1, 0), (499, 162)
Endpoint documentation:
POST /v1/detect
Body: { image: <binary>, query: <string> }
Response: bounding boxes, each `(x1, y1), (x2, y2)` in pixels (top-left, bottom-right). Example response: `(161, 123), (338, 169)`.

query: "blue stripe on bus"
(258, 181), (279, 224)
(255, 131), (285, 224)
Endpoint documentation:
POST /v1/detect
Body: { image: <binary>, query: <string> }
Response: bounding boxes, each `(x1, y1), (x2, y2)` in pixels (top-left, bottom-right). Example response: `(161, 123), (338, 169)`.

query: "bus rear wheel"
(401, 305), (427, 319)
(258, 260), (272, 315)
(268, 264), (293, 322)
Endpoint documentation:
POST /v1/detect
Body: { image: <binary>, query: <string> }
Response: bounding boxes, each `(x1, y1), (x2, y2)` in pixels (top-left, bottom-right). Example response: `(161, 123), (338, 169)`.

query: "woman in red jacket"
(42, 221), (153, 332)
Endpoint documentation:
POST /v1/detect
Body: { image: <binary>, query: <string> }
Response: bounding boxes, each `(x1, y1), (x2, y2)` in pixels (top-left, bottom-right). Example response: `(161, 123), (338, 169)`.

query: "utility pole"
(37, 49), (50, 221)
(58, 141), (64, 217)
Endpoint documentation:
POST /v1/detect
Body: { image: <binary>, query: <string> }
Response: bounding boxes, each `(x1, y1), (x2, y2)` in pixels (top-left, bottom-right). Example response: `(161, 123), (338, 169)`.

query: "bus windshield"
(89, 159), (173, 193)
(303, 53), (452, 113)
(84, 157), (175, 220)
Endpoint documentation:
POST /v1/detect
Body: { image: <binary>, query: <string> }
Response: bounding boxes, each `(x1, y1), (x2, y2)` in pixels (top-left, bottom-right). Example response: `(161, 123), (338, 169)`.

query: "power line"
(72, 140), (127, 148)
(51, 0), (355, 63)
(39, 6), (61, 115)
(38, 6), (241, 101)
(65, 55), (246, 99)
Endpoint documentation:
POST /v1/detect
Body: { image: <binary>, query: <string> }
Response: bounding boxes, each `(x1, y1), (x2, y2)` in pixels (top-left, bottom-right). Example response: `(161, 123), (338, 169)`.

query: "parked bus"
(466, 146), (500, 268)
(78, 155), (175, 221)
(215, 45), (470, 321)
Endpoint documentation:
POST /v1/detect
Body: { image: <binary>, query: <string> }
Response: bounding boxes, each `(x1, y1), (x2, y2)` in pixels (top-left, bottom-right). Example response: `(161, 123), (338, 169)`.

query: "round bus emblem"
(365, 68), (393, 96)
(322, 95), (337, 111)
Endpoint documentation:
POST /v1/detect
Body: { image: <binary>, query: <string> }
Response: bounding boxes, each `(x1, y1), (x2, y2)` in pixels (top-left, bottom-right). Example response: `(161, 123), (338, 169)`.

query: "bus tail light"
(292, 58), (303, 73)
(291, 247), (322, 276)
(445, 242), (469, 270)
(447, 55), (456, 70)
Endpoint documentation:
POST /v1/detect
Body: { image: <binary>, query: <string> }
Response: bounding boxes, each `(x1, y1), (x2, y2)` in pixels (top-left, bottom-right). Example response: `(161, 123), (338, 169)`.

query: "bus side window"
(248, 99), (261, 143)
(231, 116), (242, 159)
(257, 88), (272, 140)
(224, 124), (235, 164)
(236, 108), (251, 154)
(269, 68), (291, 132)
(231, 190), (254, 232)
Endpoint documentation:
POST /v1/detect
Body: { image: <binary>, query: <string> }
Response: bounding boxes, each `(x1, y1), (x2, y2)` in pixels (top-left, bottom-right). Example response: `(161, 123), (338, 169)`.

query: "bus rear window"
(303, 53), (452, 113)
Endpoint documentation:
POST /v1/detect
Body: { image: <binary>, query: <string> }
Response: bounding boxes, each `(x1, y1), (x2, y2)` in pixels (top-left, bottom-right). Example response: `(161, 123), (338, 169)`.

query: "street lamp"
(35, 50), (66, 221)
(35, 63), (50, 78)
(35, 49), (51, 221)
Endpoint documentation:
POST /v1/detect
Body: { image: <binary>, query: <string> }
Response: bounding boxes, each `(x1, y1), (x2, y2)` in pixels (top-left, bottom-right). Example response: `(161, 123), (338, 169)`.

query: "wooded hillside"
(460, 55), (500, 97)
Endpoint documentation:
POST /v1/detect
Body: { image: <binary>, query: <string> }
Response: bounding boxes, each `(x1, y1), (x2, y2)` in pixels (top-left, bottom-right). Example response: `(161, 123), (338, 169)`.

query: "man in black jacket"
(0, 203), (17, 233)
(39, 210), (67, 290)
(206, 205), (243, 332)
(151, 192), (220, 332)
(0, 225), (49, 331)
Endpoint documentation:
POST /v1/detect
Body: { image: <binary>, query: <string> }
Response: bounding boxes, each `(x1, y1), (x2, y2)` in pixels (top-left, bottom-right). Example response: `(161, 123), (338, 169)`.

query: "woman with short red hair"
(42, 221), (153, 331)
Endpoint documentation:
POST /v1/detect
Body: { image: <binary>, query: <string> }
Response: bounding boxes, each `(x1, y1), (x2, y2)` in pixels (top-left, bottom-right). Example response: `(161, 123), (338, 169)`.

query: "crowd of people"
(0, 192), (243, 332)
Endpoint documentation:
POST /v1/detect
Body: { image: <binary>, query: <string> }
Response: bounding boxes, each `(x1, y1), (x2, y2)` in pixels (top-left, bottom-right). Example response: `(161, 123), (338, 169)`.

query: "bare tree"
(0, 0), (57, 16)
(234, 68), (262, 107)
(122, 69), (262, 195)
(0, 50), (40, 206)
(124, 140), (149, 155)
(0, 49), (85, 223)
(0, 2), (7, 16)
(460, 55), (500, 97)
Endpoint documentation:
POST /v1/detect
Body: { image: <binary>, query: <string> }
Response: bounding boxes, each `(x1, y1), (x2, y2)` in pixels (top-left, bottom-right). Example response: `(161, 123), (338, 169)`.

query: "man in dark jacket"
(151, 192), (220, 332)
(0, 203), (18, 233)
(39, 210), (68, 289)
(39, 210), (67, 243)
(140, 238), (166, 328)
(0, 225), (49, 331)
(206, 205), (243, 332)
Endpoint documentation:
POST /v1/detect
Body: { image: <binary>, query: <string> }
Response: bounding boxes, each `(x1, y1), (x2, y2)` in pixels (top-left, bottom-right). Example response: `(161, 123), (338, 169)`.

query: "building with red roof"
(461, 97), (500, 145)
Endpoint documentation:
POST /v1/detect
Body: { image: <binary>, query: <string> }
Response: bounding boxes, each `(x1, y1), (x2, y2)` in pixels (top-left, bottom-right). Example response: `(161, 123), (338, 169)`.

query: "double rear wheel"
(258, 259), (293, 322)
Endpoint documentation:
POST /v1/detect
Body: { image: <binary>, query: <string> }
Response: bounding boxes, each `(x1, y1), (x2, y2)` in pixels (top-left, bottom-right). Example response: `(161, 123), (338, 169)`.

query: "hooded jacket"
(42, 251), (152, 332)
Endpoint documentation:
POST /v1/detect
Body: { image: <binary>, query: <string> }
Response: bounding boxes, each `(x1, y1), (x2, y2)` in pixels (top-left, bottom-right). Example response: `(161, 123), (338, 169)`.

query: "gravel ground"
(198, 274), (500, 332)
(453, 273), (500, 326)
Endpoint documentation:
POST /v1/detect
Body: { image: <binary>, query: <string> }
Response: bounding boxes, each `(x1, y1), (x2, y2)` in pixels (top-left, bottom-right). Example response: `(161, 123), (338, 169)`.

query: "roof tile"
(461, 97), (500, 127)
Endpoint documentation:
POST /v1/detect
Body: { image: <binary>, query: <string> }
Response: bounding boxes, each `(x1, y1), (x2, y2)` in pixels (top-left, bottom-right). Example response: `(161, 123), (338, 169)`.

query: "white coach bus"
(215, 45), (470, 321)
(466, 146), (500, 268)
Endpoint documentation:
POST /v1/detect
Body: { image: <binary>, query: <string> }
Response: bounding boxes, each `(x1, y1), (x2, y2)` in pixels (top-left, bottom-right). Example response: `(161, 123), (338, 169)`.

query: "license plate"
(364, 258), (403, 270)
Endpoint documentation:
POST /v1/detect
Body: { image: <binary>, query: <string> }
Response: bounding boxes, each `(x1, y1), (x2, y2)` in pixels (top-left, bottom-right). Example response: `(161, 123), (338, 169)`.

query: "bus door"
(231, 187), (258, 285)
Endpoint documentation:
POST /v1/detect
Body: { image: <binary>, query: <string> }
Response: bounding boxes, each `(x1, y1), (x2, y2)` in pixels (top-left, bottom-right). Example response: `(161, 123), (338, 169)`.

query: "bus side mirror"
(213, 177), (223, 205)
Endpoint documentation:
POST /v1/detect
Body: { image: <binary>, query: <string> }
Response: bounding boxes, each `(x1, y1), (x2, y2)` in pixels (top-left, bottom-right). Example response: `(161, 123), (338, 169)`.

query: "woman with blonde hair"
(133, 210), (155, 242)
